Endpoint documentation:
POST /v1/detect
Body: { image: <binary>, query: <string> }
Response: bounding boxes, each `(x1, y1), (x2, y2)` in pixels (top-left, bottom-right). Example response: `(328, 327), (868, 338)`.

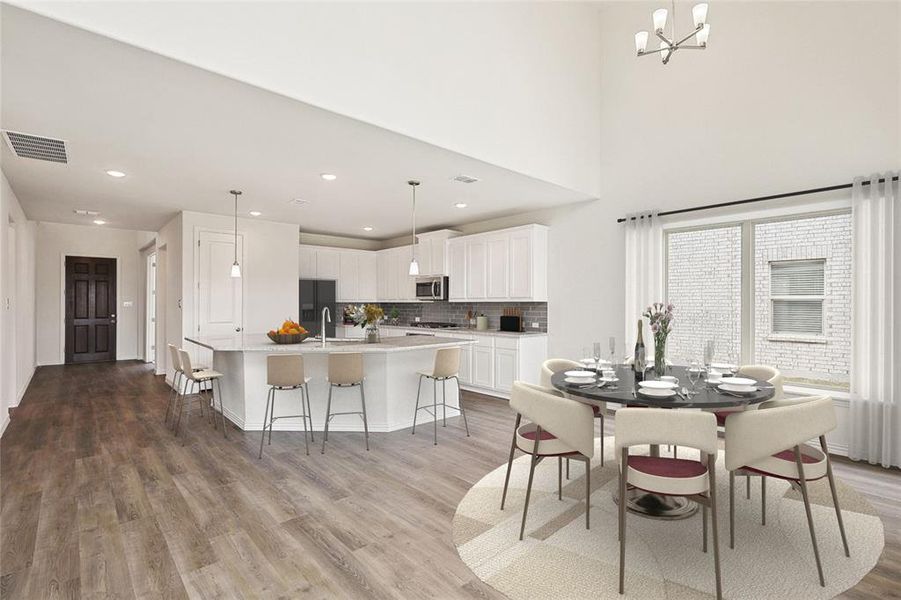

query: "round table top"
(551, 365), (776, 409)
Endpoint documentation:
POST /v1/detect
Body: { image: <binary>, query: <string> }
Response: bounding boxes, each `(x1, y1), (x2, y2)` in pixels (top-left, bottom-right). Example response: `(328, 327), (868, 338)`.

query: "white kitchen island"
(185, 334), (477, 433)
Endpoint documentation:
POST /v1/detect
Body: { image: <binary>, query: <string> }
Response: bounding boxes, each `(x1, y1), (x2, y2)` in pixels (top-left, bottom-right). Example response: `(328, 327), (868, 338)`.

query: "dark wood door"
(65, 256), (117, 364)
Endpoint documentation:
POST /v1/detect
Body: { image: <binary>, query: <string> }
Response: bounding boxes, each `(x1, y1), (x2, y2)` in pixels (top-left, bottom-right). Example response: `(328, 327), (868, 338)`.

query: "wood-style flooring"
(1, 361), (898, 599)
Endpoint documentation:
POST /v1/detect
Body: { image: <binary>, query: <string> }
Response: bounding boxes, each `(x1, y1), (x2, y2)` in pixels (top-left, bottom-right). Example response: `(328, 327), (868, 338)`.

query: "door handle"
(432, 281), (439, 299)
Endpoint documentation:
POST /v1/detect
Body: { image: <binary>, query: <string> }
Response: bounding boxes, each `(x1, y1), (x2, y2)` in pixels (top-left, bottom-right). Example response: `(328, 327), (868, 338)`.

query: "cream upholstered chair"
(411, 347), (470, 444)
(500, 382), (595, 540)
(616, 408), (723, 600)
(724, 396), (849, 587)
(322, 352), (369, 453)
(165, 344), (209, 428)
(259, 354), (314, 458)
(176, 349), (227, 444)
(540, 358), (606, 468)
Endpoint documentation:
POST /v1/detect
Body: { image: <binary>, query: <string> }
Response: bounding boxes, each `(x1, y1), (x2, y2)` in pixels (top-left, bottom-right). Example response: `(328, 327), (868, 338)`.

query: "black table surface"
(550, 365), (775, 409)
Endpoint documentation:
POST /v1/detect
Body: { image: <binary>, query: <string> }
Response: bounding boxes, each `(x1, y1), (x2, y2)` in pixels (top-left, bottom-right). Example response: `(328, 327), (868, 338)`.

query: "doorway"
(65, 256), (117, 364)
(145, 251), (157, 364)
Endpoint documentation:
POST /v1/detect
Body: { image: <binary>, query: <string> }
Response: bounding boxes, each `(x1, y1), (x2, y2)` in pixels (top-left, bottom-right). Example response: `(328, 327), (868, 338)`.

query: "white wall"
(155, 213), (182, 379)
(1, 170), (36, 435)
(12, 1), (603, 197)
(34, 222), (154, 365)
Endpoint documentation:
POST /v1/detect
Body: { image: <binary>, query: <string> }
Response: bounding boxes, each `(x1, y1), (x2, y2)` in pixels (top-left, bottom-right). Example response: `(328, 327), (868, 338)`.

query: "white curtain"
(849, 172), (900, 468)
(623, 214), (664, 353)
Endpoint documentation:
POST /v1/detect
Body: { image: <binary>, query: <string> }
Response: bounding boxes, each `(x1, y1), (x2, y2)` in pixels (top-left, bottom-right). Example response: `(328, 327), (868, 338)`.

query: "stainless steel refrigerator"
(299, 279), (336, 338)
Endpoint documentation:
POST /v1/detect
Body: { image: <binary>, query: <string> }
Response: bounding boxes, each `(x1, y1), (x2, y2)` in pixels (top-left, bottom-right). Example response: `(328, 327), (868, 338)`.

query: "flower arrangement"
(352, 304), (385, 342)
(643, 302), (674, 376)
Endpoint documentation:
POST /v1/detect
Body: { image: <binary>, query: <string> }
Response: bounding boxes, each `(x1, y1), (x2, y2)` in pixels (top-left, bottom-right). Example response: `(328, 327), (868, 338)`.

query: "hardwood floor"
(1, 361), (898, 599)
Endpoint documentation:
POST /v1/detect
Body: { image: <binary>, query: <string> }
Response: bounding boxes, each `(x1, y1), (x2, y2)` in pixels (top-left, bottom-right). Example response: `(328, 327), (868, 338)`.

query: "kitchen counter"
(185, 333), (474, 433)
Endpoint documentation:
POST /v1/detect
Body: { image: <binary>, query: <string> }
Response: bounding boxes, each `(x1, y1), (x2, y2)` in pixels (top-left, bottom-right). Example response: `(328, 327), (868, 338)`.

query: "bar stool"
(165, 344), (209, 429)
(321, 352), (369, 453)
(176, 349), (227, 444)
(259, 354), (314, 458)
(411, 347), (469, 445)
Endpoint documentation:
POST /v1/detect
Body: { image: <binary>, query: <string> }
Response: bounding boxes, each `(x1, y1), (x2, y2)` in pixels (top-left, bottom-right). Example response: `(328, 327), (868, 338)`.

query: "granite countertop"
(186, 333), (476, 353)
(337, 323), (548, 338)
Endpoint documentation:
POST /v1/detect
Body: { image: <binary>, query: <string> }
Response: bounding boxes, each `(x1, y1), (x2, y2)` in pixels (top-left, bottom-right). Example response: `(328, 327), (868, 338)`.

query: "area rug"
(453, 438), (884, 599)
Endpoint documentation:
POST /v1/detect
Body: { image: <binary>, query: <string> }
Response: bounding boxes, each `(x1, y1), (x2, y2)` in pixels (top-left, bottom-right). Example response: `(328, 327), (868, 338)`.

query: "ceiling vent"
(452, 174), (479, 184)
(3, 130), (68, 163)
(289, 198), (309, 206)
(73, 209), (100, 216)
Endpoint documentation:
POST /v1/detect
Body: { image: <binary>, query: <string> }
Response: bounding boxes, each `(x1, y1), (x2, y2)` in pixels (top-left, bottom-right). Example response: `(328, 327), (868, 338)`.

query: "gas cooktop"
(407, 321), (460, 329)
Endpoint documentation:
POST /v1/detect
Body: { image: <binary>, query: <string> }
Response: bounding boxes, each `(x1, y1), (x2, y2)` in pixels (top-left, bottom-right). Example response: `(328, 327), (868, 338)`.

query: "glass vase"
(366, 325), (380, 343)
(653, 336), (667, 377)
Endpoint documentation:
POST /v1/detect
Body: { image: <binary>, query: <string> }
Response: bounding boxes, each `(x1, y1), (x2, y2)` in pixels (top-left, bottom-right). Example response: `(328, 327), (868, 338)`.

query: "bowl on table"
(267, 332), (311, 344)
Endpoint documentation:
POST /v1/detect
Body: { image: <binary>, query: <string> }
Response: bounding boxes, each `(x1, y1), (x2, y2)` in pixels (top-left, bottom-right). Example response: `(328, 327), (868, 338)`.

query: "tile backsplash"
(340, 302), (547, 332)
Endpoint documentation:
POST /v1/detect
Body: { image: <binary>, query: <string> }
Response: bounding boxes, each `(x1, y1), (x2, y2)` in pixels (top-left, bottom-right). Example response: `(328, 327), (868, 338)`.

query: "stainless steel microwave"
(415, 276), (449, 301)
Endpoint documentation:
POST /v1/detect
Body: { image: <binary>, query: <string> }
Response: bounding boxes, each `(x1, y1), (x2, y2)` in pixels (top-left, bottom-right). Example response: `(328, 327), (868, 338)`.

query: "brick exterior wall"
(754, 213), (851, 388)
(665, 226), (743, 365)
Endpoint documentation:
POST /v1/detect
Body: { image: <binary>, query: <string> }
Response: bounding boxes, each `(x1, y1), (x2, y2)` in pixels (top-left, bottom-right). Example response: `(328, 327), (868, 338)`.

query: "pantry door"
(195, 230), (244, 365)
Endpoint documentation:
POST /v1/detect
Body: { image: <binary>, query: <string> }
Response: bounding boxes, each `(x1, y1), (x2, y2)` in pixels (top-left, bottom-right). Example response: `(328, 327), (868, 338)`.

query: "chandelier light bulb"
(409, 258), (420, 276)
(692, 3), (708, 28)
(230, 262), (242, 278)
(696, 23), (710, 46)
(652, 8), (668, 32)
(634, 31), (649, 54)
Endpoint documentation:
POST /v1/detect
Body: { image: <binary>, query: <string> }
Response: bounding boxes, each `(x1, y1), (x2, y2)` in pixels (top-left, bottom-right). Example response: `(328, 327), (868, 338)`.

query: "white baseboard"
(0, 412), (9, 438)
(221, 405), (461, 433)
(13, 366), (35, 408)
(460, 384), (510, 400)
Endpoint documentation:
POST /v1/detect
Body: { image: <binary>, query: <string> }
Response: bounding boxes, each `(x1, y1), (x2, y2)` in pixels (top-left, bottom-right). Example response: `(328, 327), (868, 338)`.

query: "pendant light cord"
(234, 193), (238, 264)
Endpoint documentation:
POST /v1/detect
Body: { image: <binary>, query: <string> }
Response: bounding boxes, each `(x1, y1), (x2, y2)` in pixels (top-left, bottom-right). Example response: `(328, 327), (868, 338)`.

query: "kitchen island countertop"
(186, 333), (476, 353)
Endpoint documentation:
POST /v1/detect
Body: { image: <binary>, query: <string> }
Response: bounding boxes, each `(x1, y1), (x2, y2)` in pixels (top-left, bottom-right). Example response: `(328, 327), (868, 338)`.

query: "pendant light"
(407, 180), (420, 276)
(229, 189), (242, 278)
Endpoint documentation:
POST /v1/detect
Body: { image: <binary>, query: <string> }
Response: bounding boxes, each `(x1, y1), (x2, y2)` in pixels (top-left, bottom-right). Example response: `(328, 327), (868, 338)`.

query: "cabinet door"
(338, 252), (358, 302)
(486, 236), (509, 299)
(430, 239), (446, 276)
(472, 346), (494, 388)
(466, 239), (487, 300)
(509, 231), (532, 299)
(448, 241), (466, 300)
(376, 252), (389, 301)
(358, 253), (377, 300)
(399, 247), (416, 300)
(494, 347), (518, 392)
(386, 252), (399, 301)
(416, 240), (432, 276)
(458, 345), (472, 384)
(299, 246), (317, 278)
(316, 249), (340, 280)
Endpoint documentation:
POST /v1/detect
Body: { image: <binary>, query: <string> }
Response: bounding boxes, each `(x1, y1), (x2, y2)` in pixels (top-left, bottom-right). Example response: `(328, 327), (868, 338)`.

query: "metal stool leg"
(442, 379), (447, 427)
(299, 387), (310, 456)
(729, 471), (735, 549)
(181, 380), (195, 446)
(302, 383), (315, 442)
(454, 377), (470, 437)
(795, 446), (825, 587)
(411, 375), (423, 435)
(360, 382), (370, 451)
(268, 390), (276, 445)
(259, 387), (273, 459)
(432, 377), (438, 446)
(165, 370), (180, 426)
(820, 436), (850, 557)
(214, 378), (227, 438)
(321, 385), (333, 454)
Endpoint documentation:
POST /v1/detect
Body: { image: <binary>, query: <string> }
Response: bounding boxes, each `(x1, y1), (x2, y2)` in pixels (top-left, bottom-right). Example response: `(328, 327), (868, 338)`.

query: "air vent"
(73, 209), (100, 216)
(452, 174), (479, 184)
(3, 130), (68, 163)
(289, 198), (309, 206)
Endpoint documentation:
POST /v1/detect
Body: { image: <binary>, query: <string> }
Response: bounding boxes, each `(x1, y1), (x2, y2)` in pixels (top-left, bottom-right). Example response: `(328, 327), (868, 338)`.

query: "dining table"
(551, 365), (776, 520)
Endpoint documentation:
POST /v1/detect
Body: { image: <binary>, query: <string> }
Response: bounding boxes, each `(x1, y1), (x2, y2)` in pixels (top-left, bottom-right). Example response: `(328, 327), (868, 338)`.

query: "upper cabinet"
(446, 224), (548, 302)
(299, 245), (377, 302)
(415, 229), (459, 276)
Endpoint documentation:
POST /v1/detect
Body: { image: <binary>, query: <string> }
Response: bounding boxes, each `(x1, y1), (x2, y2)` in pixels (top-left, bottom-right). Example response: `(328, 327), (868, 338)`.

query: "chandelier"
(635, 1), (710, 65)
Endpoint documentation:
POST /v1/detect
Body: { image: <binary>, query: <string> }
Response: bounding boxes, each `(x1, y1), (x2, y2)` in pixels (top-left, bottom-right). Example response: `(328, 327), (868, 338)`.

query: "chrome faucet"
(320, 307), (331, 348)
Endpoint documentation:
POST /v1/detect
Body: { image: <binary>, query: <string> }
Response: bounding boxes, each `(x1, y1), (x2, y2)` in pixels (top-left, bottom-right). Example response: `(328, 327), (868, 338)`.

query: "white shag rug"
(453, 438), (884, 600)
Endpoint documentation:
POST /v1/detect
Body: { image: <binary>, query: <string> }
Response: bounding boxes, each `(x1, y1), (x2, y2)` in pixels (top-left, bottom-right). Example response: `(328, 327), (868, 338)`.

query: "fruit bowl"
(267, 331), (311, 345)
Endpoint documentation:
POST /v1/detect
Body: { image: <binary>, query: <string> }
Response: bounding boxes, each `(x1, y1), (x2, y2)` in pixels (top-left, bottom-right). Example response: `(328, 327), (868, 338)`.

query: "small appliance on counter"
(500, 308), (523, 332)
(476, 315), (489, 331)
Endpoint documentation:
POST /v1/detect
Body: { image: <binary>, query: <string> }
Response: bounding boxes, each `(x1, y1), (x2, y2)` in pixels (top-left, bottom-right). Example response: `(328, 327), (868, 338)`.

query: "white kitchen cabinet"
(458, 332), (547, 399)
(337, 252), (358, 302)
(316, 249), (340, 280)
(493, 347), (518, 392)
(415, 229), (458, 276)
(447, 224), (548, 302)
(448, 240), (466, 301)
(458, 344), (473, 384)
(472, 345), (494, 388)
(358, 253), (377, 300)
(299, 246), (317, 278)
(300, 245), (378, 302)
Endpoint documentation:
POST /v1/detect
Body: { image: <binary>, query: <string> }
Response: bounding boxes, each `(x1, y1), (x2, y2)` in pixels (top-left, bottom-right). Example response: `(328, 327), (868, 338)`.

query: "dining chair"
(412, 347), (470, 445)
(616, 408), (723, 600)
(713, 364), (783, 499)
(500, 381), (595, 540)
(724, 396), (849, 587)
(540, 358), (606, 471)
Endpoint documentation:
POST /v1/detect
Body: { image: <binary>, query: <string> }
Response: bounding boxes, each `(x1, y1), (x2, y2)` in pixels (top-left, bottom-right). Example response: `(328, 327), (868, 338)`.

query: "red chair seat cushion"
(593, 405), (603, 416)
(626, 456), (709, 496)
(628, 456), (707, 478)
(714, 411), (731, 426)
(520, 428), (557, 442)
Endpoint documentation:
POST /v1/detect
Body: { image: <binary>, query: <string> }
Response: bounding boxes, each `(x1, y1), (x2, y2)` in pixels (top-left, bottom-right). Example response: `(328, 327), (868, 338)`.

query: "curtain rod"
(616, 175), (900, 223)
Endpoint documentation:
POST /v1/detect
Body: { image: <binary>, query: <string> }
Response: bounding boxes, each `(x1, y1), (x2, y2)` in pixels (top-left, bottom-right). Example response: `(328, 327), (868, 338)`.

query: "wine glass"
(608, 336), (616, 367)
(704, 340), (715, 372)
(593, 342), (602, 373)
(688, 359), (701, 392)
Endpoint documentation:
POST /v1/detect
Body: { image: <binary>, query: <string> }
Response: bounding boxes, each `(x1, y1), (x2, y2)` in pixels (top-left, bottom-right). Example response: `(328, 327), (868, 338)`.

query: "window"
(665, 211), (851, 391)
(770, 260), (824, 336)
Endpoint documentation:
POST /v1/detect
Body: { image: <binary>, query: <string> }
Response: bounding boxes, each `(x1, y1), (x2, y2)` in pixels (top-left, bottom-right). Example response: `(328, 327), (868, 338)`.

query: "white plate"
(565, 376), (596, 384)
(711, 362), (737, 371)
(638, 388), (677, 397)
(720, 377), (755, 386)
(638, 380), (678, 390)
(599, 377), (620, 383)
(565, 370), (594, 377)
(579, 358), (597, 365)
(718, 383), (757, 394)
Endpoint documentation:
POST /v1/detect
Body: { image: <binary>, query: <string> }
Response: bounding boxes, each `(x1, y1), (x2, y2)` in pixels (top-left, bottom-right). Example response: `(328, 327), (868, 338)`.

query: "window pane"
(666, 225), (742, 365)
(754, 213), (851, 390)
(771, 260), (824, 296)
(772, 299), (823, 334)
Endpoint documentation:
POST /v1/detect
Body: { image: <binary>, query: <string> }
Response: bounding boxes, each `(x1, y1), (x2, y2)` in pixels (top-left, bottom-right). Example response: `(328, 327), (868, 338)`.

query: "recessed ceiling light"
(249, 210), (262, 217)
(363, 226), (374, 232)
(93, 219), (107, 225)
(454, 202), (468, 209)
(320, 173), (337, 181)
(105, 170), (126, 178)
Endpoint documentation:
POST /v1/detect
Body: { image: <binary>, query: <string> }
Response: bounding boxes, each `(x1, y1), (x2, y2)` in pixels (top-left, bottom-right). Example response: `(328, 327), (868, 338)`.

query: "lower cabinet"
(493, 347), (518, 393)
(461, 333), (547, 398)
(472, 345), (494, 389)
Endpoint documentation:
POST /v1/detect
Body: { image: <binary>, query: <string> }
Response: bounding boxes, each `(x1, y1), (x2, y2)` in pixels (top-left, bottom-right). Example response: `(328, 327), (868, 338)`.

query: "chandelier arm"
(672, 24), (704, 48)
(677, 45), (707, 50)
(654, 30), (674, 46)
(638, 46), (671, 57)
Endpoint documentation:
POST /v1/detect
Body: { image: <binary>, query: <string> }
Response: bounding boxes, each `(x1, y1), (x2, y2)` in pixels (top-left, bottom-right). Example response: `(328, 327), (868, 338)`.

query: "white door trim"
(57, 253), (122, 365)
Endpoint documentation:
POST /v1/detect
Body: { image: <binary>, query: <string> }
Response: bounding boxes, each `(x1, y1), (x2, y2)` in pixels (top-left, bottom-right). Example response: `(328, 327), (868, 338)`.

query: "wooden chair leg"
(500, 414), (521, 511)
(795, 446), (825, 587)
(820, 436), (850, 557)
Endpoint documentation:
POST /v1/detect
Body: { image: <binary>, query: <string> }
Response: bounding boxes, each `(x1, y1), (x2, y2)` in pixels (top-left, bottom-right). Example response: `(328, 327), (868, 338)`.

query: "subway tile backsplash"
(340, 302), (548, 332)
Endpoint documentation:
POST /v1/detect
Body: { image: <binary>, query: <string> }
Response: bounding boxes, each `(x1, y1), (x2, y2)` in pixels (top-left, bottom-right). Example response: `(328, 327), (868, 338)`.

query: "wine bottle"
(633, 320), (646, 381)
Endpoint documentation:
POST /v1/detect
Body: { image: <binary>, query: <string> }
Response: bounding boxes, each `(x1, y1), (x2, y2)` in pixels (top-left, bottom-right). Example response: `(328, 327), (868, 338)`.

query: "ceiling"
(0, 5), (593, 237)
